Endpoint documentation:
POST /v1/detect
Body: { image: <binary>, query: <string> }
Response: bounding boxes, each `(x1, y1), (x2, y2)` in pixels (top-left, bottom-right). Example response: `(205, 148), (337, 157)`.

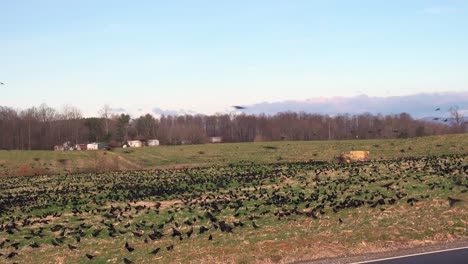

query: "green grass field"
(0, 134), (466, 263)
(0, 134), (467, 176)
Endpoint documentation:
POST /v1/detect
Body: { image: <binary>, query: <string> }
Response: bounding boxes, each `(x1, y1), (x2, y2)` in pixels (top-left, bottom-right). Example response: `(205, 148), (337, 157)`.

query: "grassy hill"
(0, 134), (467, 176)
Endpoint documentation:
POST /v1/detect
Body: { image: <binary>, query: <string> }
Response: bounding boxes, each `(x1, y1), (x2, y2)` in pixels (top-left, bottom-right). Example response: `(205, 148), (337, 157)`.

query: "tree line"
(0, 104), (465, 150)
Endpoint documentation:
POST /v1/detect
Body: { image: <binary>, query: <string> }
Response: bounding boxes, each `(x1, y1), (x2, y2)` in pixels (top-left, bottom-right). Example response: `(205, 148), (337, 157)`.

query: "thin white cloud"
(241, 92), (468, 118)
(423, 6), (457, 14)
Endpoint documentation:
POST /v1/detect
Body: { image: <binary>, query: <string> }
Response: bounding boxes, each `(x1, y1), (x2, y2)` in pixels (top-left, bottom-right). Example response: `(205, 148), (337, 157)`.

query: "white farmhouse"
(87, 143), (99, 150)
(128, 140), (144, 148)
(147, 139), (160, 147)
(208, 137), (222, 143)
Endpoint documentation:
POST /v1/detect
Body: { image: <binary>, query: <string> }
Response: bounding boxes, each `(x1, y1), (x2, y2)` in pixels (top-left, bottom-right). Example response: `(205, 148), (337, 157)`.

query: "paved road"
(354, 247), (468, 264)
(294, 240), (468, 264)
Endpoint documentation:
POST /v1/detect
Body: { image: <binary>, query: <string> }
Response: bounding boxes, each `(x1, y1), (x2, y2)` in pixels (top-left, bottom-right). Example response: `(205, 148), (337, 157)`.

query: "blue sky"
(1, 0), (467, 117)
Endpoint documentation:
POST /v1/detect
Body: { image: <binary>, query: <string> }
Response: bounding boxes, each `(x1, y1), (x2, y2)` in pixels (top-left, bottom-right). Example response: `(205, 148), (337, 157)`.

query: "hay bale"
(339, 151), (370, 163)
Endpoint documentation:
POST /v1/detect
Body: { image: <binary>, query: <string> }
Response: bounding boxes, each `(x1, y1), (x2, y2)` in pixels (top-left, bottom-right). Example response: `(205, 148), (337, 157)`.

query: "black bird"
(11, 242), (20, 249)
(92, 229), (102, 237)
(125, 242), (134, 252)
(208, 234), (213, 240)
(172, 227), (182, 237)
(205, 211), (217, 222)
(252, 221), (260, 229)
(131, 231), (143, 237)
(0, 82), (4, 85)
(30, 241), (40, 248)
(219, 221), (233, 233)
(6, 252), (18, 258)
(199, 226), (209, 234)
(435, 108), (440, 111)
(232, 106), (246, 110)
(448, 197), (462, 207)
(67, 244), (78, 250)
(86, 253), (95, 260)
(186, 227), (194, 237)
(339, 218), (343, 224)
(166, 244), (174, 251)
(150, 248), (160, 255)
(123, 258), (133, 264)
(51, 239), (59, 247)
(433, 117), (439, 121)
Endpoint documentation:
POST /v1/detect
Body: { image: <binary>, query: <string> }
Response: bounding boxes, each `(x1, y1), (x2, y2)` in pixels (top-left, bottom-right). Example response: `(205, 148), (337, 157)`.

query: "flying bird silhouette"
(232, 106), (246, 110)
(435, 108), (440, 111)
(0, 82), (4, 85)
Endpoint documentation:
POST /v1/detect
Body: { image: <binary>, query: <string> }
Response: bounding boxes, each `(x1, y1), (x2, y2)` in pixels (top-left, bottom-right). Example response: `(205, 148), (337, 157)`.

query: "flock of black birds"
(0, 153), (466, 263)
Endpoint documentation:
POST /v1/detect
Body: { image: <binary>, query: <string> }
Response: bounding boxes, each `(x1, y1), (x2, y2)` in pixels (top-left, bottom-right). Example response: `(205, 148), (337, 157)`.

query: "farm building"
(54, 141), (73, 151)
(128, 140), (145, 148)
(181, 140), (192, 145)
(75, 144), (87, 150)
(208, 137), (222, 143)
(54, 145), (65, 151)
(87, 142), (106, 150)
(147, 139), (160, 147)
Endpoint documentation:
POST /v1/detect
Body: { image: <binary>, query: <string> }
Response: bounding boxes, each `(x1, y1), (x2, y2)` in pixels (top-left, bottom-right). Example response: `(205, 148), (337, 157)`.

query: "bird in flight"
(435, 108), (440, 111)
(232, 106), (246, 110)
(0, 82), (4, 85)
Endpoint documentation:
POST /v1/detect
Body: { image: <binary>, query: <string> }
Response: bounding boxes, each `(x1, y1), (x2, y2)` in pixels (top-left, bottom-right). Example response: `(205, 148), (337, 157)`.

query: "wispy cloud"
(423, 6), (458, 14)
(152, 107), (198, 116)
(241, 92), (468, 118)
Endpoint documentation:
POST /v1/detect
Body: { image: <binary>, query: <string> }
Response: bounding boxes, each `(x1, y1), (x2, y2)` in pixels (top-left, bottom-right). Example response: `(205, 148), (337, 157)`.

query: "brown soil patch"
(16, 163), (47, 176)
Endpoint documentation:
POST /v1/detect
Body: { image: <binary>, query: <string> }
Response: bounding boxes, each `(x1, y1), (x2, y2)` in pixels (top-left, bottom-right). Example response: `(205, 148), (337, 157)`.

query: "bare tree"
(449, 106), (466, 133)
(61, 105), (83, 145)
(99, 104), (111, 135)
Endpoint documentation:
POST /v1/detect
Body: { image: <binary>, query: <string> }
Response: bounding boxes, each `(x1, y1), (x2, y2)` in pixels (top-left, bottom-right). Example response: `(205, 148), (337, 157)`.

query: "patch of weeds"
(424, 229), (434, 237)
(270, 254), (283, 263)
(236, 254), (254, 264)
(57, 159), (68, 165)
(263, 146), (278, 150)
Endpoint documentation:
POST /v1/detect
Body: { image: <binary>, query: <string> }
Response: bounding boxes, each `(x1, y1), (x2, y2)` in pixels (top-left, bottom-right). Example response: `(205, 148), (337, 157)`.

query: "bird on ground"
(6, 252), (18, 258)
(208, 234), (213, 240)
(252, 221), (260, 229)
(123, 258), (133, 264)
(448, 197), (462, 207)
(125, 242), (134, 252)
(11, 242), (20, 249)
(30, 241), (40, 248)
(67, 244), (78, 250)
(150, 248), (160, 255)
(86, 254), (95, 260)
(166, 244), (174, 251)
